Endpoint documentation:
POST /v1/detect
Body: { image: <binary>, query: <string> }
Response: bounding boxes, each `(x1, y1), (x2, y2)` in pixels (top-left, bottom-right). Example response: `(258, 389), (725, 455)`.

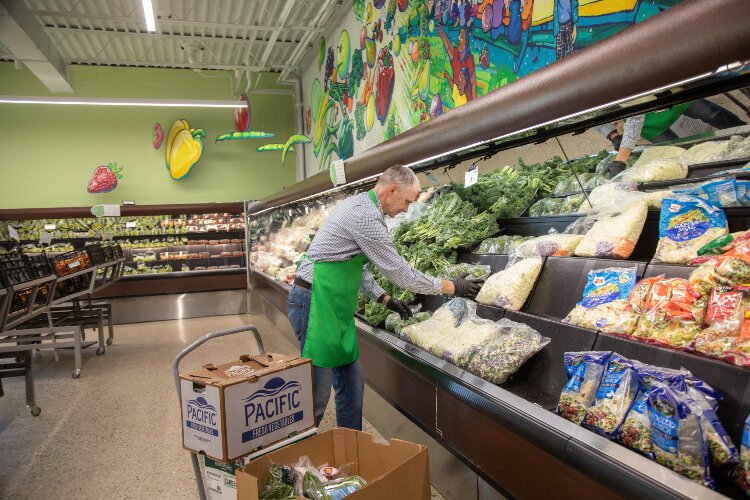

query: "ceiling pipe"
(248, 0), (750, 214)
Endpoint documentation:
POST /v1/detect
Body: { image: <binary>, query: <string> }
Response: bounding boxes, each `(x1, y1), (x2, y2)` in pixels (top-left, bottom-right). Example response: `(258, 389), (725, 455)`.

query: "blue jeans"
(287, 284), (364, 430)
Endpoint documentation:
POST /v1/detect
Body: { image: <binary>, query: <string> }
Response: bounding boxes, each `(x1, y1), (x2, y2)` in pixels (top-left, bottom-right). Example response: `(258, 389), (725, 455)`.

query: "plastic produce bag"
(619, 363), (687, 456)
(613, 158), (688, 184)
(561, 193), (592, 214)
(628, 276), (662, 314)
(401, 298), (471, 354)
(557, 351), (611, 425)
(735, 414), (750, 495)
(724, 135), (750, 160)
(476, 235), (533, 254)
(652, 195), (728, 264)
(647, 382), (714, 488)
(442, 314), (504, 367)
(439, 262), (492, 280)
(631, 145), (687, 168)
(632, 278), (708, 349)
(588, 182), (638, 209)
(260, 463), (296, 499)
(305, 476), (367, 500)
(582, 354), (638, 438)
(528, 197), (564, 217)
(552, 176), (581, 196)
(515, 232), (584, 257)
(476, 257), (543, 311)
(681, 140), (729, 164)
(564, 267), (640, 335)
(384, 310), (432, 338)
(697, 231), (750, 256)
(673, 178), (741, 208)
(689, 241), (750, 293)
(584, 174), (610, 191)
(573, 200), (648, 259)
(463, 319), (550, 384)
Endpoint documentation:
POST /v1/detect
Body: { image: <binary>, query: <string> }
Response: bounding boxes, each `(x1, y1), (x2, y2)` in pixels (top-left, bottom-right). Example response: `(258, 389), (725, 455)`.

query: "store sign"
(39, 232), (53, 245)
(330, 159), (346, 186)
(465, 164), (479, 187)
(91, 204), (121, 217)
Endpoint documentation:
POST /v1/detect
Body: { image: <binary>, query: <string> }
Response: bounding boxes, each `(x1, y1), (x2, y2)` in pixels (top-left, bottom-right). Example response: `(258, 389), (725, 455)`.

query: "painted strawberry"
(87, 163), (123, 193)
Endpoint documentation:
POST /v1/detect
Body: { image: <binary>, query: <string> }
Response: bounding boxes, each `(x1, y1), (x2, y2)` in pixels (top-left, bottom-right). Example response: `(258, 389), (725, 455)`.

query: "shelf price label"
(464, 164), (479, 188)
(125, 221), (137, 228)
(44, 223), (57, 231)
(7, 225), (19, 242)
(330, 159), (346, 186)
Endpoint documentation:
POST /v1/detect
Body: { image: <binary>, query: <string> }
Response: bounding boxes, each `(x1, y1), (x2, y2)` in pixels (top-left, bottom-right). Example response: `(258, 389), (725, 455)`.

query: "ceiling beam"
(66, 57), (295, 73)
(258, 0), (296, 69)
(0, 0), (73, 92)
(44, 26), (300, 48)
(29, 9), (322, 33)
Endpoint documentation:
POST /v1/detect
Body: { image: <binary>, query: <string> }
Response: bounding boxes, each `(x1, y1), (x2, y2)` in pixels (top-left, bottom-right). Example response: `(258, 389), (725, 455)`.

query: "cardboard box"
(180, 352), (314, 462)
(236, 428), (430, 500)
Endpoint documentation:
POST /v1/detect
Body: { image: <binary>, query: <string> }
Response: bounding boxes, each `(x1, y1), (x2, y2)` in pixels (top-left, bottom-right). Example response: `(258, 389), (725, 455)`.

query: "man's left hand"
(385, 297), (413, 320)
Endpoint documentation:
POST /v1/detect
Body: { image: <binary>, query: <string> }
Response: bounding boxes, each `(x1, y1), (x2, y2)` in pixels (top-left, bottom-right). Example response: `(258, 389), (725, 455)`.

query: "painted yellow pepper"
(165, 119), (206, 180)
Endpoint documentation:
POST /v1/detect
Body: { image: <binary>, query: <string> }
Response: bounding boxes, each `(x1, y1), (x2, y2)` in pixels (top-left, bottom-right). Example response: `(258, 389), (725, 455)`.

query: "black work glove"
(385, 296), (413, 320)
(452, 278), (481, 300)
(607, 160), (626, 178)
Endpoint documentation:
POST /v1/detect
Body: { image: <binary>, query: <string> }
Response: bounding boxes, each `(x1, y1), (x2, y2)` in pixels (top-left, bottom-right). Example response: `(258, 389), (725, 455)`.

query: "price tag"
(126, 221), (137, 228)
(102, 233), (114, 241)
(68, 260), (81, 270)
(330, 159), (346, 186)
(464, 164), (479, 188)
(44, 223), (57, 231)
(7, 225), (19, 241)
(91, 204), (121, 217)
(39, 231), (53, 245)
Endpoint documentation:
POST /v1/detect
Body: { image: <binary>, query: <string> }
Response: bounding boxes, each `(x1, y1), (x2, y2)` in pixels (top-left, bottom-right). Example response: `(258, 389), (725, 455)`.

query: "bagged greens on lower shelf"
(563, 267), (639, 335)
(652, 195), (729, 264)
(515, 233), (583, 257)
(463, 319), (549, 384)
(581, 354), (638, 438)
(400, 299), (548, 384)
(476, 235), (533, 254)
(528, 197), (565, 217)
(736, 414), (750, 495)
(476, 257), (543, 310)
(557, 351), (611, 425)
(613, 158), (689, 184)
(647, 382), (714, 488)
(686, 385), (739, 468)
(384, 310), (432, 338)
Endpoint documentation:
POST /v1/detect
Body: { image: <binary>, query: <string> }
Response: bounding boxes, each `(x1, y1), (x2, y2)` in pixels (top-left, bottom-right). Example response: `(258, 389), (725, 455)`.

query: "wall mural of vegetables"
(215, 131), (275, 142)
(165, 119), (206, 180)
(305, 0), (681, 173)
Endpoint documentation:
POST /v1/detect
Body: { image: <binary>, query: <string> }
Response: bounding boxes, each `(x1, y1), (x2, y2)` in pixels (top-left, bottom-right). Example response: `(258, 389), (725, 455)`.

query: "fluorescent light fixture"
(142, 0), (157, 32)
(0, 96), (244, 108)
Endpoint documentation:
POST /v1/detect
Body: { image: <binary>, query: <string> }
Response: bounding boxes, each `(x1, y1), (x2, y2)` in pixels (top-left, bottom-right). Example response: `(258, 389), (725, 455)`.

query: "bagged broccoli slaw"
(557, 351), (611, 425)
(653, 194), (729, 264)
(564, 267), (640, 335)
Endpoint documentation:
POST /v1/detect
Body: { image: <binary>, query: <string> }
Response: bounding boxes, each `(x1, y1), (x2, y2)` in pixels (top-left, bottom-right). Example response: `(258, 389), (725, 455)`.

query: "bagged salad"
(464, 319), (550, 384)
(588, 181), (638, 208)
(674, 178), (742, 208)
(476, 256), (543, 310)
(689, 240), (750, 293)
(581, 354), (638, 438)
(647, 382), (714, 488)
(632, 145), (687, 168)
(652, 195), (729, 264)
(528, 197), (565, 217)
(632, 278), (708, 349)
(697, 231), (750, 256)
(439, 262), (492, 281)
(564, 267), (640, 335)
(514, 231), (584, 258)
(681, 140), (730, 164)
(401, 298), (470, 354)
(619, 363), (687, 456)
(557, 351), (611, 425)
(628, 276), (663, 315)
(384, 310), (432, 338)
(443, 312), (504, 367)
(735, 413), (750, 496)
(685, 385), (739, 468)
(477, 235), (533, 254)
(612, 158), (689, 184)
(573, 200), (648, 259)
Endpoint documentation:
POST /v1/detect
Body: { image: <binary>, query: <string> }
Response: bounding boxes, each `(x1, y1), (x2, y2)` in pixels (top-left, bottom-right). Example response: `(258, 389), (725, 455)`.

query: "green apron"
(641, 102), (691, 141)
(300, 190), (379, 368)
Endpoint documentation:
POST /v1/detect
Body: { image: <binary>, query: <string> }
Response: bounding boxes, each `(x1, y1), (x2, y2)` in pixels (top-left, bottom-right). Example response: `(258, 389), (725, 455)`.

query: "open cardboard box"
(236, 428), (430, 500)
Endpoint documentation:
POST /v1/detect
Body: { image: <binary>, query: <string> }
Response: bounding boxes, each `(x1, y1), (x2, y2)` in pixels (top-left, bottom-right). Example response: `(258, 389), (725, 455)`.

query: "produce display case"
(245, 2), (750, 496)
(0, 203), (248, 298)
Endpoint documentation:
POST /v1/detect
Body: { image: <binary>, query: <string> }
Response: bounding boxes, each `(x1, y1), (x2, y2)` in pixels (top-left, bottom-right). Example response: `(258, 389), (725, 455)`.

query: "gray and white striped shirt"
(295, 191), (443, 301)
(596, 114), (646, 151)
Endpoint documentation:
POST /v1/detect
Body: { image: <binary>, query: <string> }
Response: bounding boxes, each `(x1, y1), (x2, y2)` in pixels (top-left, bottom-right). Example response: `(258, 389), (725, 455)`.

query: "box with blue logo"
(180, 352), (314, 463)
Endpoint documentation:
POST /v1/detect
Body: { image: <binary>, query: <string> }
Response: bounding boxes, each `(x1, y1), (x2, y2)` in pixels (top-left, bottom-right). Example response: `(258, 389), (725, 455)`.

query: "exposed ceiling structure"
(0, 0), (344, 92)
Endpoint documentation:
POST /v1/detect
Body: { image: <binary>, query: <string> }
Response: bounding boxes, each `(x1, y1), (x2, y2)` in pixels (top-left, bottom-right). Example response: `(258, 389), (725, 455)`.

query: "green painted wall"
(0, 63), (297, 209)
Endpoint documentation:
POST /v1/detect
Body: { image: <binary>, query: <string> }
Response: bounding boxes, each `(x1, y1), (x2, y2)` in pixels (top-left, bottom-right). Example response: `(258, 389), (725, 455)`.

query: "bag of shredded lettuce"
(476, 257), (543, 311)
(573, 200), (648, 259)
(653, 195), (728, 264)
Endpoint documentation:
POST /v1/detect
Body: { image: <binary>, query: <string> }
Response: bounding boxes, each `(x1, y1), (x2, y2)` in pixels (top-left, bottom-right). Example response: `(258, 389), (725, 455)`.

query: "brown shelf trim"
(0, 202), (245, 220)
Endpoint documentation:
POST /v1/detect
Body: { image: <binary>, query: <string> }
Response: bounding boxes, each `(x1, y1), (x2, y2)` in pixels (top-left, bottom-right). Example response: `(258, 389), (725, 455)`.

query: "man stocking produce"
(288, 165), (480, 429)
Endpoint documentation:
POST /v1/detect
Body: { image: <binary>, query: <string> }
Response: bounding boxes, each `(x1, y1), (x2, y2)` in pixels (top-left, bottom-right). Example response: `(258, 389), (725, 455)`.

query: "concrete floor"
(0, 314), (443, 499)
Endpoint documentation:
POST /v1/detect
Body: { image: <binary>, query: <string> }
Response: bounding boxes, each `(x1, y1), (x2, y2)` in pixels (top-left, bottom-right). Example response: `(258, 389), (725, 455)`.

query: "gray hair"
(375, 165), (419, 190)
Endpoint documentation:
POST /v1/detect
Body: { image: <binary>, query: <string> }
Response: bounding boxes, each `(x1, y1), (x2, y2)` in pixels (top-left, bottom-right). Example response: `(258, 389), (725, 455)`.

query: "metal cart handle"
(171, 325), (265, 394)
